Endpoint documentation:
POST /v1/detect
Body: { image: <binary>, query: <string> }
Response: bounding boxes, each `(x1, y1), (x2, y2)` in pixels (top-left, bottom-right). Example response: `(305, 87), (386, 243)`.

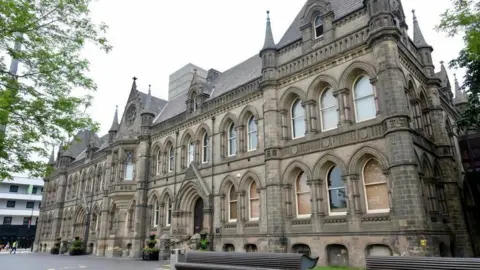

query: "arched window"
(228, 186), (237, 221)
(245, 244), (258, 252)
(291, 99), (306, 139)
(249, 182), (260, 220)
(247, 116), (258, 151)
(295, 171), (311, 218)
(327, 166), (347, 215)
(353, 75), (376, 122)
(363, 159), (390, 213)
(228, 124), (237, 156)
(168, 146), (175, 172)
(166, 198), (172, 226)
(156, 149), (162, 175)
(320, 87), (338, 131)
(202, 133), (209, 163)
(124, 151), (134, 181)
(314, 15), (323, 39)
(153, 200), (159, 227)
(193, 96), (198, 111)
(187, 138), (194, 165)
(420, 93), (432, 136)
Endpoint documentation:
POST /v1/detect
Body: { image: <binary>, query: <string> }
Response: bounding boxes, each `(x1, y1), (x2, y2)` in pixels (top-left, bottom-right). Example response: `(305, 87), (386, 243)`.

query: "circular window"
(126, 105), (136, 124)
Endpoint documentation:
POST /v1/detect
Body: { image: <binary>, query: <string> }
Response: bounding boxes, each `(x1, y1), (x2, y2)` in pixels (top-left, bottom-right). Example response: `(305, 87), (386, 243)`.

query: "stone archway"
(193, 198), (204, 234)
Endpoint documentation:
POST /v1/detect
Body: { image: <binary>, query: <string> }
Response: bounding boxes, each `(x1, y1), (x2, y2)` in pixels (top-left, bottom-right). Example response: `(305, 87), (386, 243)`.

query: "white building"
(0, 176), (43, 248)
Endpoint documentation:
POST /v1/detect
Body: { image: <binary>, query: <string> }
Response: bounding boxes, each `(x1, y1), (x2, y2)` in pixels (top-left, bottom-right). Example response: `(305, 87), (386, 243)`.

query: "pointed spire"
(262, 10), (276, 51)
(131, 76), (137, 91)
(191, 69), (200, 85)
(48, 147), (55, 165)
(412, 9), (430, 48)
(454, 73), (468, 105)
(142, 85), (155, 116)
(109, 105), (119, 132)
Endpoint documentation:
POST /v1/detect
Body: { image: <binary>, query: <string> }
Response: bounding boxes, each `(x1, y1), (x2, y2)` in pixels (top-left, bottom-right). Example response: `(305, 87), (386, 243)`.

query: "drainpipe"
(210, 116), (215, 251)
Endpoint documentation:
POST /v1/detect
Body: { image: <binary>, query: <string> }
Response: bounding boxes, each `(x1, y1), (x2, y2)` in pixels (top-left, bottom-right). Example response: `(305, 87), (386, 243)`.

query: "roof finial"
(261, 10), (276, 52)
(412, 9), (430, 48)
(148, 84), (151, 95)
(109, 105), (120, 132)
(133, 76), (137, 81)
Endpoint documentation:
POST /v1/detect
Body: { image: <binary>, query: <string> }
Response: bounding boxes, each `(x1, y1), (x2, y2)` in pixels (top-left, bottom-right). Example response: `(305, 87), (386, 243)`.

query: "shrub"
(69, 237), (84, 256)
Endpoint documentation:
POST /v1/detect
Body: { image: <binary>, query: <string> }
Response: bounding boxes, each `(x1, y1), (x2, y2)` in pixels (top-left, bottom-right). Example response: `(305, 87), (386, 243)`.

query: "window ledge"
(291, 218), (311, 225)
(244, 221), (259, 228)
(361, 213), (391, 222)
(322, 216), (347, 224)
(223, 222), (237, 229)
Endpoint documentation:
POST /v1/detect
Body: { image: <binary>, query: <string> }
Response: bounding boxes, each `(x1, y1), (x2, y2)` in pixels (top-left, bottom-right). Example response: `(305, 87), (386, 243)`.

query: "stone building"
(34, 0), (474, 267)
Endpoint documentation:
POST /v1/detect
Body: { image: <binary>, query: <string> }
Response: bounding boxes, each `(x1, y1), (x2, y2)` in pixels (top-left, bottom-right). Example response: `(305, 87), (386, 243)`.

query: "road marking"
(79, 266), (87, 269)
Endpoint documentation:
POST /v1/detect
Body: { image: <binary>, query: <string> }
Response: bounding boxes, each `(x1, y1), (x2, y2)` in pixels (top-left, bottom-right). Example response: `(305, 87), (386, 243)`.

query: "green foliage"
(199, 238), (208, 251)
(69, 236), (84, 255)
(0, 0), (111, 180)
(437, 0), (480, 131)
(143, 234), (159, 254)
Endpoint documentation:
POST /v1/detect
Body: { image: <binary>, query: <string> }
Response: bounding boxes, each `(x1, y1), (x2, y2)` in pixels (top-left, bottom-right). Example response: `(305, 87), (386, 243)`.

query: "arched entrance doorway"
(193, 198), (204, 234)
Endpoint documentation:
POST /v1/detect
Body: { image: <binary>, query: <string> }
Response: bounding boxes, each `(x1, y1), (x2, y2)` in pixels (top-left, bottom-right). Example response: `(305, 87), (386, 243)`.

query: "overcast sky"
(82, 0), (465, 136)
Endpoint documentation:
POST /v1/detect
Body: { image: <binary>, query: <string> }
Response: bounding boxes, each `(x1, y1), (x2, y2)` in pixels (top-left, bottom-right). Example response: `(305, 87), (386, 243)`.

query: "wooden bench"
(175, 251), (319, 270)
(366, 256), (480, 270)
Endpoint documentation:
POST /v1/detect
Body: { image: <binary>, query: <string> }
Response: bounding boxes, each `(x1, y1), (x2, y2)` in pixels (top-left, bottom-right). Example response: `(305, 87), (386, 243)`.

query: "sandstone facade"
(34, 0), (473, 267)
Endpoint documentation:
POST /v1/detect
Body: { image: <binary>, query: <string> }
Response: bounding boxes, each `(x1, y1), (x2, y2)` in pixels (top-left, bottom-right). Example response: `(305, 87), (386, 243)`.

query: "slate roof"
(276, 0), (364, 49)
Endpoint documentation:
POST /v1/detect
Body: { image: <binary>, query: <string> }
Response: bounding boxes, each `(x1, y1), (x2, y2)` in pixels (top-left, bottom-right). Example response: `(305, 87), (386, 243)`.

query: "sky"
(82, 0), (465, 136)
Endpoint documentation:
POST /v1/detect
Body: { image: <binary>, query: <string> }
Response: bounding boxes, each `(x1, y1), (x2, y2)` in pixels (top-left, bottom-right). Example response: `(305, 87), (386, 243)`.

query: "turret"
(412, 10), (435, 77)
(454, 73), (468, 112)
(48, 147), (55, 167)
(365, 0), (402, 46)
(108, 105), (119, 143)
(259, 11), (277, 86)
(140, 85), (155, 138)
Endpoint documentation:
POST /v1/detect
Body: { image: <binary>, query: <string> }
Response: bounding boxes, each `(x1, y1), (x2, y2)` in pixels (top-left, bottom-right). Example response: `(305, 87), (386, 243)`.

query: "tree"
(437, 0), (480, 131)
(0, 0), (111, 180)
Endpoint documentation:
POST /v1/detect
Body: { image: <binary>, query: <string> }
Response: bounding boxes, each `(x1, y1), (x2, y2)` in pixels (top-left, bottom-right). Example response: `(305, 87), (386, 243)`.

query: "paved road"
(1, 252), (170, 270)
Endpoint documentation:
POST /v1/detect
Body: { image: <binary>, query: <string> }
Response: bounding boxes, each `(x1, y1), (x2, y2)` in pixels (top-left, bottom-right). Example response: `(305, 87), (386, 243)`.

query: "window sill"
(291, 218), (311, 225)
(322, 216), (347, 224)
(223, 222), (237, 229)
(244, 221), (259, 228)
(360, 213), (391, 222)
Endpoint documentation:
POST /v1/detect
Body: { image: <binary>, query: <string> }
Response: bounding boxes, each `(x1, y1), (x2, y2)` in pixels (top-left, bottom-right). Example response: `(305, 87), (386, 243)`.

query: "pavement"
(1, 252), (171, 270)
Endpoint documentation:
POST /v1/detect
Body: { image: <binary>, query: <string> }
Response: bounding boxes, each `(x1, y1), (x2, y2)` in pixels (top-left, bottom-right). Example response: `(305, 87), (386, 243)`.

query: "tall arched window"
(153, 200), (159, 227)
(295, 171), (311, 218)
(327, 166), (347, 215)
(314, 15), (323, 39)
(228, 124), (237, 156)
(420, 94), (432, 136)
(187, 139), (194, 165)
(320, 87), (339, 131)
(291, 99), (306, 139)
(124, 151), (134, 181)
(363, 159), (390, 213)
(166, 197), (172, 226)
(156, 149), (162, 175)
(168, 146), (175, 172)
(247, 116), (258, 151)
(353, 75), (376, 122)
(249, 182), (260, 220)
(202, 133), (209, 163)
(228, 186), (237, 222)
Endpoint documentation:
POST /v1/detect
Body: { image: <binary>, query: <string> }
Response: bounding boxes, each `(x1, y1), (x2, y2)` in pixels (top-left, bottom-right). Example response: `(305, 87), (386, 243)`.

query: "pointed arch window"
(320, 87), (338, 131)
(249, 182), (260, 220)
(228, 186), (237, 222)
(247, 116), (258, 151)
(295, 171), (311, 218)
(153, 200), (159, 227)
(327, 166), (347, 215)
(314, 15), (324, 39)
(166, 198), (172, 226)
(155, 149), (162, 175)
(202, 133), (209, 163)
(193, 95), (198, 111)
(291, 99), (306, 139)
(187, 139), (194, 165)
(124, 151), (135, 181)
(228, 124), (237, 156)
(363, 159), (390, 213)
(168, 146), (175, 172)
(353, 75), (376, 122)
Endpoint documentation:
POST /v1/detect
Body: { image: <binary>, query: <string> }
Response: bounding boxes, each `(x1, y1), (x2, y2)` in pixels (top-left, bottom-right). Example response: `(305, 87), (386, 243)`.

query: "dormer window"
(314, 15), (324, 39)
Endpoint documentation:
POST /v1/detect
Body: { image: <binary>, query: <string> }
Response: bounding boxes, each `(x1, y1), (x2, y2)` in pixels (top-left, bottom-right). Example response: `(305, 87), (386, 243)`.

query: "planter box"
(142, 251), (160, 261)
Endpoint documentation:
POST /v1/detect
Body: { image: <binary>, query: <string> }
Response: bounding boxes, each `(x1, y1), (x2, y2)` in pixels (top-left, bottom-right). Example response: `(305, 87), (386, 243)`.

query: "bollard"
(170, 248), (186, 270)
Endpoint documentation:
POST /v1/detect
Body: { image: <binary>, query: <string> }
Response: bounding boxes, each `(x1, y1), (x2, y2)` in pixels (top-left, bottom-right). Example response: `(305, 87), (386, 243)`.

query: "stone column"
(280, 110), (288, 140)
(238, 125), (245, 154)
(368, 28), (430, 255)
(322, 11), (335, 42)
(306, 100), (317, 134)
(132, 138), (150, 258)
(97, 190), (109, 256)
(52, 172), (67, 239)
